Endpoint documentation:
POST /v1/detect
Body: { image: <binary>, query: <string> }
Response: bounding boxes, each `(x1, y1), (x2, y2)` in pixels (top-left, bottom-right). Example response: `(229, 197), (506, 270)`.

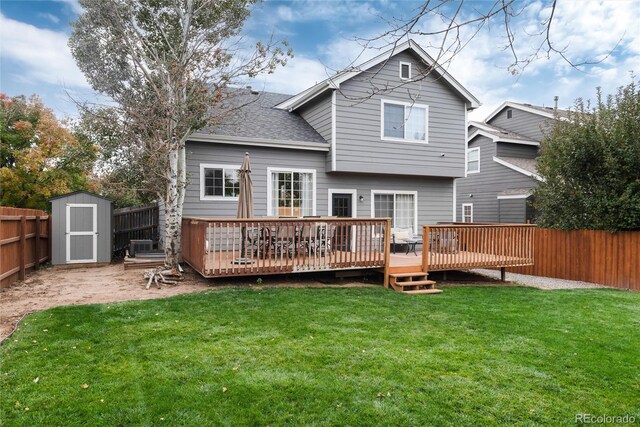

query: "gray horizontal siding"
(335, 50), (466, 178)
(182, 141), (454, 227)
(499, 198), (527, 223)
(456, 135), (537, 222)
(298, 93), (332, 143)
(496, 142), (538, 159)
(489, 108), (553, 141)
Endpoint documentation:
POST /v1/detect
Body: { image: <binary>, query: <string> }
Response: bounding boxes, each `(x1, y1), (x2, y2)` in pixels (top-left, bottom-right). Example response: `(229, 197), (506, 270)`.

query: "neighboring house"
(456, 101), (567, 223)
(162, 40), (481, 241)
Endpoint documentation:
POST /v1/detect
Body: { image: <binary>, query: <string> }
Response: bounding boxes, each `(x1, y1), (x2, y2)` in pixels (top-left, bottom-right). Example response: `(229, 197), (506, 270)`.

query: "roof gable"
(485, 101), (569, 123)
(468, 121), (539, 146)
(276, 40), (480, 111)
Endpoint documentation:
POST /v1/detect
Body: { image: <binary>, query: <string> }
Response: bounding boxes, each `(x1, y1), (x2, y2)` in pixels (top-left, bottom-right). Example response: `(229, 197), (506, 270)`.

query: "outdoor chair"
(391, 227), (422, 255)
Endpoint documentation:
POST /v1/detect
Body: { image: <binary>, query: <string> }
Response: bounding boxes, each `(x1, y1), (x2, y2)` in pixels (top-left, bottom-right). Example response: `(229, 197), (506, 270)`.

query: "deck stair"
(388, 272), (443, 294)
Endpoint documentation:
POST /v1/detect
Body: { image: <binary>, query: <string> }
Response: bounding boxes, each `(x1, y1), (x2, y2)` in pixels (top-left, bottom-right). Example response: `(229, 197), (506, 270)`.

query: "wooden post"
(34, 216), (41, 270)
(19, 216), (26, 280)
(422, 225), (430, 275)
(47, 214), (52, 263)
(500, 266), (506, 282)
(383, 218), (391, 288)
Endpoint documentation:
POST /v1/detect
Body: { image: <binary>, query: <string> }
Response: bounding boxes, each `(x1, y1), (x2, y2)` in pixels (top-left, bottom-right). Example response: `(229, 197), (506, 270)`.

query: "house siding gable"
(489, 108), (553, 141)
(456, 135), (536, 222)
(496, 142), (538, 159)
(298, 92), (332, 143)
(334, 50), (466, 178)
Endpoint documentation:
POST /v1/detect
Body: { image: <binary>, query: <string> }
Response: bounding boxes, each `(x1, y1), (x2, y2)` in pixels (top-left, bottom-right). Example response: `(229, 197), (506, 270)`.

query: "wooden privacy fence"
(508, 228), (640, 291)
(0, 206), (51, 288)
(113, 204), (159, 251)
(182, 217), (390, 278)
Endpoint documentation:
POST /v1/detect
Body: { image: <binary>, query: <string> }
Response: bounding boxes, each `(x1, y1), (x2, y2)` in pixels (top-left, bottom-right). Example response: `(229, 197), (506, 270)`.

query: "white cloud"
(39, 13), (60, 24)
(250, 55), (331, 94)
(0, 14), (89, 89)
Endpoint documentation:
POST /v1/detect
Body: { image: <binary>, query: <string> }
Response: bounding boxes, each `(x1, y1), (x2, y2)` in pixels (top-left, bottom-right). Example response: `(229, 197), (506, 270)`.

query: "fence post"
(422, 225), (430, 275)
(19, 216), (26, 280)
(47, 214), (52, 263)
(35, 216), (41, 270)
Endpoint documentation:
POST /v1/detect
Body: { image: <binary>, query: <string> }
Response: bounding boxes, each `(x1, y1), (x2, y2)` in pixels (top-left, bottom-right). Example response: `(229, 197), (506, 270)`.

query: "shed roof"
(49, 190), (113, 202)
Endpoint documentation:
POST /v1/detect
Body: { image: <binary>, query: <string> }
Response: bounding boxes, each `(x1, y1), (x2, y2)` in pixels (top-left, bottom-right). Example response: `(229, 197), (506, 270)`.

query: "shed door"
(66, 204), (98, 263)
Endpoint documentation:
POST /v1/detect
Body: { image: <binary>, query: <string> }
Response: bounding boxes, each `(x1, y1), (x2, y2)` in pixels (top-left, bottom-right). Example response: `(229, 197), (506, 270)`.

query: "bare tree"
(332, 0), (620, 102)
(69, 0), (291, 270)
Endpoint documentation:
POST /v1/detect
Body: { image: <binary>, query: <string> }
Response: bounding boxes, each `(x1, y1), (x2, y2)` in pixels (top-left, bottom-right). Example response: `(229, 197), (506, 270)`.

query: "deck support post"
(383, 219), (391, 288)
(500, 267), (506, 282)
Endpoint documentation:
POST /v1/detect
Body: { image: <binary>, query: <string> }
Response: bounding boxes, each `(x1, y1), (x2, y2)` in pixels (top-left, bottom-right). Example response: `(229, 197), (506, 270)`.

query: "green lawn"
(1, 286), (639, 426)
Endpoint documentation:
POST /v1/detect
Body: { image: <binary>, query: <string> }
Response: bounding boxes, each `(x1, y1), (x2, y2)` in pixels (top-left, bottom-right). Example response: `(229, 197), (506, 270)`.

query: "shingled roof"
(495, 156), (539, 176)
(192, 89), (327, 145)
(469, 121), (535, 144)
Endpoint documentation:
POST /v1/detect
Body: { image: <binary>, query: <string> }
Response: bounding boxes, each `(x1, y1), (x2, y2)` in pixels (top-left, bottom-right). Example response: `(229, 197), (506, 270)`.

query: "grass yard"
(1, 286), (639, 426)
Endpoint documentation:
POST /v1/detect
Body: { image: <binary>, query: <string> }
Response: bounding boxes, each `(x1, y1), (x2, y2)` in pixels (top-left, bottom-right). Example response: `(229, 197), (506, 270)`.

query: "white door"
(66, 204), (98, 263)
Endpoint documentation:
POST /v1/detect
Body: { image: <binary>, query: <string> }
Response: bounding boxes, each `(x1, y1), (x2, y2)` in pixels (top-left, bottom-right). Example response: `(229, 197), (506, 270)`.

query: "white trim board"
(188, 133), (330, 152)
(492, 156), (543, 181)
(468, 128), (540, 146)
(199, 163), (241, 201)
(266, 167), (317, 217)
(330, 90), (337, 171)
(497, 194), (532, 200)
(65, 203), (98, 264)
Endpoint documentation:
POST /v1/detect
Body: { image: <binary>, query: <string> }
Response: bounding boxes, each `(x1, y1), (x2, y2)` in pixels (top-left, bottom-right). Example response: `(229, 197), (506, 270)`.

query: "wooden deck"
(182, 218), (535, 286)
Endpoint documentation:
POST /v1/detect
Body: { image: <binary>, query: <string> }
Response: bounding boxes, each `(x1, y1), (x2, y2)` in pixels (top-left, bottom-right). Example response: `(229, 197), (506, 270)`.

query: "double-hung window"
(467, 147), (480, 173)
(381, 100), (428, 142)
(200, 164), (240, 200)
(372, 191), (417, 233)
(268, 168), (315, 217)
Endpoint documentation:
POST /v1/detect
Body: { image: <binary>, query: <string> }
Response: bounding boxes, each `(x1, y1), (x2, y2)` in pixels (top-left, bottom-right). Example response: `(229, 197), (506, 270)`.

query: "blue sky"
(1, 0), (639, 121)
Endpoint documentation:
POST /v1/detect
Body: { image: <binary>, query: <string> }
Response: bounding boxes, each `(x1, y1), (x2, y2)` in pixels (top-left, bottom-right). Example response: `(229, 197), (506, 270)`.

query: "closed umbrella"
(234, 152), (254, 264)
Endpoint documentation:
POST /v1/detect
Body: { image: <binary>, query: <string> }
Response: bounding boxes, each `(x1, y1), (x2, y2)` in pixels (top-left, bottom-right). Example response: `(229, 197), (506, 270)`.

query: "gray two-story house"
(456, 101), (566, 223)
(172, 40), (480, 235)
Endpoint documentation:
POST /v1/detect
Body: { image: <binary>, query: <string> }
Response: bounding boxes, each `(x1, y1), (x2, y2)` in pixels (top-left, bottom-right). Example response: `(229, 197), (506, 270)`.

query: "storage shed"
(50, 191), (113, 265)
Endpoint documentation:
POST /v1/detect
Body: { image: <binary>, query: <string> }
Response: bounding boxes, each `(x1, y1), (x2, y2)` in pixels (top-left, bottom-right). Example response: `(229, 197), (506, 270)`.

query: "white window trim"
(467, 147), (480, 174)
(399, 61), (412, 80)
(66, 203), (98, 264)
(370, 190), (418, 233)
(380, 99), (429, 144)
(200, 163), (241, 201)
(462, 203), (473, 223)
(327, 189), (357, 218)
(497, 194), (531, 200)
(266, 167), (317, 217)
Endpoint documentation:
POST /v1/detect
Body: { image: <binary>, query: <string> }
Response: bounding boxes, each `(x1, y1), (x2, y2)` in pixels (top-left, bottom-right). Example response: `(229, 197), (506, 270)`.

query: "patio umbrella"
(233, 152), (254, 264)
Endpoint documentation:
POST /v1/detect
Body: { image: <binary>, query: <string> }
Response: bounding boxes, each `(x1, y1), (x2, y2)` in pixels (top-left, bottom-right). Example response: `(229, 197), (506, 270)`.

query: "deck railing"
(182, 217), (391, 278)
(422, 224), (535, 272)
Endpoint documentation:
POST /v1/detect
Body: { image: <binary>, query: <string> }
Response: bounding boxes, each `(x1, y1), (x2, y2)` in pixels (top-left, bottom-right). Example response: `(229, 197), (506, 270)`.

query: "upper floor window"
(399, 61), (411, 80)
(507, 109), (513, 119)
(467, 147), (480, 173)
(381, 100), (428, 143)
(200, 164), (240, 200)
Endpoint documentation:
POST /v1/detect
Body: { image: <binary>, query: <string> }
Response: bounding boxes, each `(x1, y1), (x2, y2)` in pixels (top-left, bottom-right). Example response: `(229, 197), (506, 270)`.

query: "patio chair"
(391, 227), (422, 255)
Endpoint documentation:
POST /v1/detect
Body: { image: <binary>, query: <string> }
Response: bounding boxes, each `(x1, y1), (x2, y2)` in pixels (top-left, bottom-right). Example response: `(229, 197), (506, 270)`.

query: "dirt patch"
(0, 264), (377, 342)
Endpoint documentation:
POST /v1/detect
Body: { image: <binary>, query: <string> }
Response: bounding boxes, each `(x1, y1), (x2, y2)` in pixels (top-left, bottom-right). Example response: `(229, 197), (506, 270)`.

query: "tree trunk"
(164, 146), (181, 269)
